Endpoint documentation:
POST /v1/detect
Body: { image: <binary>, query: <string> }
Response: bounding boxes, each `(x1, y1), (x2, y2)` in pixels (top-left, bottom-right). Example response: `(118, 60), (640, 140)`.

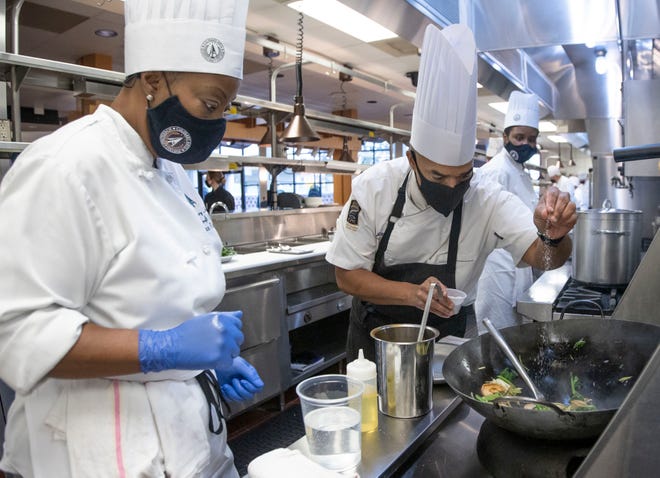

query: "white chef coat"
(0, 105), (238, 477)
(326, 156), (538, 307)
(474, 149), (537, 331)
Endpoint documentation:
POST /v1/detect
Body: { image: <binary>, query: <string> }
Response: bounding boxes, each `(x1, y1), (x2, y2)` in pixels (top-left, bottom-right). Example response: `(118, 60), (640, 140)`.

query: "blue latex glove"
(215, 356), (265, 402)
(138, 311), (244, 373)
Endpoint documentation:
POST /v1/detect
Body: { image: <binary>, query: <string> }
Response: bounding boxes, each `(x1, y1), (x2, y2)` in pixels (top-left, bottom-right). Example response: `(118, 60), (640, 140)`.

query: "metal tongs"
(482, 318), (544, 401)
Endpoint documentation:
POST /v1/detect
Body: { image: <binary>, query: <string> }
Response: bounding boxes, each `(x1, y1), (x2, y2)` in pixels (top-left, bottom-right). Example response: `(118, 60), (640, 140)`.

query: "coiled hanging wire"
(295, 11), (304, 97)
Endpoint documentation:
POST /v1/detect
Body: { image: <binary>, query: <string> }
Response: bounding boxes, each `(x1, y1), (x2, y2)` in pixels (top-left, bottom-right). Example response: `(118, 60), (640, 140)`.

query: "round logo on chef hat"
(200, 38), (225, 63)
(159, 126), (192, 154)
(513, 113), (521, 121)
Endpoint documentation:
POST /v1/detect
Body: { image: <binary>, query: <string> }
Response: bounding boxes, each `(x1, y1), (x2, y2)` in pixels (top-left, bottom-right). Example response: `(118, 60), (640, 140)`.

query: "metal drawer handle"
(226, 277), (280, 294)
(594, 229), (627, 236)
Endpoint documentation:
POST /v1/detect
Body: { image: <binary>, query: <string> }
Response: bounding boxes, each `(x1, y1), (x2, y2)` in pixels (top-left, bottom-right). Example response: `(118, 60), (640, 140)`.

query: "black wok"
(442, 318), (660, 440)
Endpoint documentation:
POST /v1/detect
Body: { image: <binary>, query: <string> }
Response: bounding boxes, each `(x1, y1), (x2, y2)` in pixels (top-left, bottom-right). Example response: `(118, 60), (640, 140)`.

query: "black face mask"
(505, 142), (537, 164)
(146, 95), (227, 164)
(411, 151), (471, 217)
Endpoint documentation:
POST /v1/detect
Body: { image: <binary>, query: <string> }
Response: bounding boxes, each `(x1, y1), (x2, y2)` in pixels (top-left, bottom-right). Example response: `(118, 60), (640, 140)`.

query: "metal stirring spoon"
(417, 282), (437, 342)
(482, 318), (544, 401)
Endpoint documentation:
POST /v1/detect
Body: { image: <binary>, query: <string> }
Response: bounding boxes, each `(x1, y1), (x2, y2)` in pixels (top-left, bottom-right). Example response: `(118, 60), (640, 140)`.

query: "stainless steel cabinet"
(218, 273), (288, 418)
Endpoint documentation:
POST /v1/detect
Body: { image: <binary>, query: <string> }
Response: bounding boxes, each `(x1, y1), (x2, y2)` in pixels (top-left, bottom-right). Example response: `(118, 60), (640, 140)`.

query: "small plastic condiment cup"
(446, 288), (467, 315)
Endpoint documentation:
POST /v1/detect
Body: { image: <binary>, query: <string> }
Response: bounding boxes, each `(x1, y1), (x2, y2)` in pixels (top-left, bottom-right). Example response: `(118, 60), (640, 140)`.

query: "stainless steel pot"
(572, 203), (642, 286)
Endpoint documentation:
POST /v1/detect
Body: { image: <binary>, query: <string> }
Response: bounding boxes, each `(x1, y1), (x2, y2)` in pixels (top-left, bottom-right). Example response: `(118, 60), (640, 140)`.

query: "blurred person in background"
(205, 170), (236, 212)
(474, 91), (540, 332)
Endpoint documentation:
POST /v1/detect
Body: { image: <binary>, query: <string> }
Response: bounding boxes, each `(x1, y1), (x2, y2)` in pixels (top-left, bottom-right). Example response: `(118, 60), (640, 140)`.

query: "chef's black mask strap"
(195, 370), (230, 435)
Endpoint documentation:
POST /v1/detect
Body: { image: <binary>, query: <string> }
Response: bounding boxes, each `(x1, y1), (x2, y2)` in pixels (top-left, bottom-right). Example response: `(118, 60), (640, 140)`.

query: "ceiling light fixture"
(488, 101), (508, 114)
(539, 121), (558, 132)
(547, 135), (569, 143)
(95, 29), (117, 38)
(281, 11), (319, 144)
(594, 47), (608, 75)
(287, 0), (397, 43)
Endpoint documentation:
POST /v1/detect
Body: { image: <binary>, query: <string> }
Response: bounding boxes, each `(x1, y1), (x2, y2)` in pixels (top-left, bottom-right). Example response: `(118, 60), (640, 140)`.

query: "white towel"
(247, 448), (343, 478)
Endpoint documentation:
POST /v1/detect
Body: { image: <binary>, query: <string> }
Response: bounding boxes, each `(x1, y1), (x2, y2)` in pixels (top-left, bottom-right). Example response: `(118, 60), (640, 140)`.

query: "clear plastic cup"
(446, 288), (467, 315)
(296, 374), (364, 472)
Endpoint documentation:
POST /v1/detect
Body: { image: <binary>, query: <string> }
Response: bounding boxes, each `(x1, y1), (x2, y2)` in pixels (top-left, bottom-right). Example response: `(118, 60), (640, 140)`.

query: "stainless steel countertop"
(288, 386), (462, 477)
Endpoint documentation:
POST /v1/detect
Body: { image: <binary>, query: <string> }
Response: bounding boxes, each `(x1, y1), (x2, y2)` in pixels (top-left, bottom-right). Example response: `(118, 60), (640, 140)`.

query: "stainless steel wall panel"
(624, 79), (660, 177)
(620, 0), (660, 40)
(461, 0), (618, 52)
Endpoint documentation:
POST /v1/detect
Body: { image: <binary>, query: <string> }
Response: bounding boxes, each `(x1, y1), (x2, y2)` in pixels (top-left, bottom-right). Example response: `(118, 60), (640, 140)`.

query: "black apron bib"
(346, 173), (469, 362)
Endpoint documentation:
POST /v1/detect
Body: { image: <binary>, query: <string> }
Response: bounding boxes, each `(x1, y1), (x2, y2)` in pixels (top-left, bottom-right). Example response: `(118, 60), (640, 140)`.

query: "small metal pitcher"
(371, 323), (439, 418)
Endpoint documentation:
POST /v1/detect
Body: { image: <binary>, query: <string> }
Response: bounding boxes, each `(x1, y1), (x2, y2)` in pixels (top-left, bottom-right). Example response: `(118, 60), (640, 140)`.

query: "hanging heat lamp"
(281, 11), (320, 143)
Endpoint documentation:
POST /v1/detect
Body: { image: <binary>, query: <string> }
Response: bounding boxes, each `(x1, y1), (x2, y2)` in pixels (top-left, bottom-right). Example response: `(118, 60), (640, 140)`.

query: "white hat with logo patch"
(124, 0), (248, 79)
(504, 91), (539, 131)
(410, 23), (477, 166)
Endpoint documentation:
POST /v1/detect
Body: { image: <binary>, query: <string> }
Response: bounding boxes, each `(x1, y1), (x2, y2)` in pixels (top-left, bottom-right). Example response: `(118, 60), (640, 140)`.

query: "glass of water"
(296, 374), (364, 472)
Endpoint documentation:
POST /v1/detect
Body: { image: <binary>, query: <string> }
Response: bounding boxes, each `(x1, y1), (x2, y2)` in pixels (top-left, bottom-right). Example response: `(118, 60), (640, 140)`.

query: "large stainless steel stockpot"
(572, 206), (642, 286)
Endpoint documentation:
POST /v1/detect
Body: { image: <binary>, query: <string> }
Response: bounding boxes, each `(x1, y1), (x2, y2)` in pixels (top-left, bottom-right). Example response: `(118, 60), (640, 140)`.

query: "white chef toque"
(124, 0), (249, 79)
(410, 24), (477, 166)
(547, 165), (561, 177)
(504, 91), (540, 131)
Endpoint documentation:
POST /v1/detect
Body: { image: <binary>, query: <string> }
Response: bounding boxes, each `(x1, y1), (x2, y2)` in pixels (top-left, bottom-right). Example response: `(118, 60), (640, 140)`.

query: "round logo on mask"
(159, 126), (192, 154)
(509, 149), (519, 161)
(200, 38), (225, 63)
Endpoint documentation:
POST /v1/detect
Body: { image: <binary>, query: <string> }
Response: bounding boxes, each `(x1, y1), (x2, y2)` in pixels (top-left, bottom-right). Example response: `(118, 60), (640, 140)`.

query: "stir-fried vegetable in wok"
(473, 368), (598, 412)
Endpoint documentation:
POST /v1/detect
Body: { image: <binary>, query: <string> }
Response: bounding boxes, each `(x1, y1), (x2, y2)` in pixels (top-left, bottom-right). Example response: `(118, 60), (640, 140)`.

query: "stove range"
(552, 278), (626, 320)
(476, 420), (596, 478)
(516, 264), (630, 322)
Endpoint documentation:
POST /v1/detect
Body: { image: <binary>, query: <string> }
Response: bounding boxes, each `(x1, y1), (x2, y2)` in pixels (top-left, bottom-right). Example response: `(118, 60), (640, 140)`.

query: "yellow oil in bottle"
(361, 383), (379, 433)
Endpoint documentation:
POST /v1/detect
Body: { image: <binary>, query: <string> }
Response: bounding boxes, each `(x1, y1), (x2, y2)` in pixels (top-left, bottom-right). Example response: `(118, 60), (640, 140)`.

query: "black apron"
(346, 173), (470, 362)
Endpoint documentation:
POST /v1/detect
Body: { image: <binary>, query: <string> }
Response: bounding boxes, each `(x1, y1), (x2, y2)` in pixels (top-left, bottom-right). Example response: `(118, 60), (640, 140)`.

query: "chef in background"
(0, 1), (262, 477)
(474, 92), (540, 332)
(548, 163), (574, 198)
(326, 24), (577, 362)
(205, 170), (236, 212)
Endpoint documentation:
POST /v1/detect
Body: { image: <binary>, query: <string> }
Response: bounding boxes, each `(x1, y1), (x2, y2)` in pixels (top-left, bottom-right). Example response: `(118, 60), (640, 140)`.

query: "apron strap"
(445, 202), (463, 286)
(195, 370), (230, 435)
(374, 172), (411, 271)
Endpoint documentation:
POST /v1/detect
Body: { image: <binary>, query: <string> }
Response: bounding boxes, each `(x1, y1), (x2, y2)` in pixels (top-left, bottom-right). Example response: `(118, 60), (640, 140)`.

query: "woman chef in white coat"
(475, 91), (541, 332)
(0, 1), (263, 477)
(326, 24), (577, 362)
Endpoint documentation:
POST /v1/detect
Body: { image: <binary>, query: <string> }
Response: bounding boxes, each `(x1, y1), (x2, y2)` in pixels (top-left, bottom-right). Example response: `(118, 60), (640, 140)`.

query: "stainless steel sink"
(232, 235), (329, 254)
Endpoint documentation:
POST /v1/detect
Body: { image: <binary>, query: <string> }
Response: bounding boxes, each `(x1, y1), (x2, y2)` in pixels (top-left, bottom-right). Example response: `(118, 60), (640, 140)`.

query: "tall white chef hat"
(547, 164), (561, 177)
(410, 24), (477, 166)
(124, 0), (248, 79)
(504, 91), (540, 131)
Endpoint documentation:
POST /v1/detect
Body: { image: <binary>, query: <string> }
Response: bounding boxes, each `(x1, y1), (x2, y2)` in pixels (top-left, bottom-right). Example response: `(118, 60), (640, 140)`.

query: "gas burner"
(553, 279), (625, 317)
(476, 420), (596, 478)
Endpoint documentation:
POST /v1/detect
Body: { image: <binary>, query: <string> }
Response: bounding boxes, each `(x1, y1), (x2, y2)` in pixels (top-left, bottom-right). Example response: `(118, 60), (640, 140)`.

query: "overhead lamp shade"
(339, 137), (353, 162)
(281, 97), (320, 143)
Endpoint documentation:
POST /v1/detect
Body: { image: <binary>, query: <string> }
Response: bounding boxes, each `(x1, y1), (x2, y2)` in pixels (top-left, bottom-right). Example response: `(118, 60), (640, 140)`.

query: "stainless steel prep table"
(287, 386), (463, 477)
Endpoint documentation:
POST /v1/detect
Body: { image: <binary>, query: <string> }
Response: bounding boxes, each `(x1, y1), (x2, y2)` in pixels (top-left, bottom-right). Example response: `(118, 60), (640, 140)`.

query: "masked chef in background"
(326, 24), (577, 362)
(474, 92), (540, 332)
(0, 1), (263, 477)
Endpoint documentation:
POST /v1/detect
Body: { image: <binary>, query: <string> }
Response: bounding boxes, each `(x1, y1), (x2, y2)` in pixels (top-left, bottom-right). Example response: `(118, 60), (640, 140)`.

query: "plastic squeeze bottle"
(347, 348), (378, 433)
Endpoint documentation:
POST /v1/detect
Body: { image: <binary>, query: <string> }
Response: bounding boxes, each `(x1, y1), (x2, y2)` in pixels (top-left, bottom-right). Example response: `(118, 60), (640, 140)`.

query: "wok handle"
(482, 319), (544, 401)
(493, 396), (570, 416)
